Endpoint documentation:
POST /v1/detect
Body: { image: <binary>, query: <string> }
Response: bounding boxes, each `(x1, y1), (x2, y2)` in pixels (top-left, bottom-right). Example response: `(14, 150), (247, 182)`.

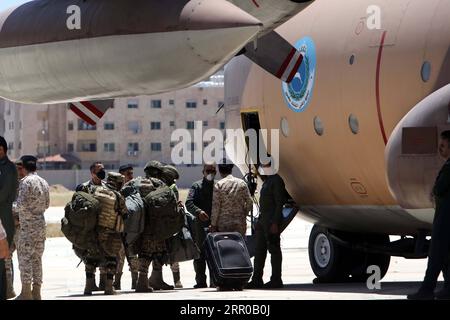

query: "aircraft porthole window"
(348, 114), (359, 134)
(421, 61), (431, 82)
(281, 117), (289, 137)
(349, 55), (355, 65)
(314, 117), (324, 136)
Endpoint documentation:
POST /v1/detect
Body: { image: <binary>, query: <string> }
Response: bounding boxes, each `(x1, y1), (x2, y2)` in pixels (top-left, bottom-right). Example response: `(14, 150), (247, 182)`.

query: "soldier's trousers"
(422, 215), (450, 290)
(17, 238), (45, 285)
(151, 260), (179, 272)
(135, 234), (167, 274)
(117, 245), (139, 274)
(252, 223), (282, 282)
(193, 257), (207, 285)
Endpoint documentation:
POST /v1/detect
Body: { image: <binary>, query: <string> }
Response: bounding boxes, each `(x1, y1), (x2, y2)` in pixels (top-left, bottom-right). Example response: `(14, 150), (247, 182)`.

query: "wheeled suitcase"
(204, 232), (253, 290)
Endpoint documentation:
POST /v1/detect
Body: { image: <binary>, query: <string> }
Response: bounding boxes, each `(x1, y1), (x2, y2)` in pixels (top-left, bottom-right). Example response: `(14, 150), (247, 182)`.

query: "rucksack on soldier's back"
(61, 191), (101, 252)
(143, 185), (185, 241)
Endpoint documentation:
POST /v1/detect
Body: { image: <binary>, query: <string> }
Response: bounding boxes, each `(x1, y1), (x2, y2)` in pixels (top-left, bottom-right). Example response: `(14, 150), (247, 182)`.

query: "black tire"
(347, 235), (391, 282)
(308, 225), (347, 282)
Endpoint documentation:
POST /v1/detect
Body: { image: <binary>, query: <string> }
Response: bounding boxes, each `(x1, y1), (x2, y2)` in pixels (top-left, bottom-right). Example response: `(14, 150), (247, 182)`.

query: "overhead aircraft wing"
(242, 31), (303, 83)
(68, 100), (114, 125)
(227, 0), (313, 35)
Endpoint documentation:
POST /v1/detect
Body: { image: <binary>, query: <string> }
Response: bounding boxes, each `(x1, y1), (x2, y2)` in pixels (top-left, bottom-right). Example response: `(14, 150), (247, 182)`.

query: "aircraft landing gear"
(308, 225), (391, 283)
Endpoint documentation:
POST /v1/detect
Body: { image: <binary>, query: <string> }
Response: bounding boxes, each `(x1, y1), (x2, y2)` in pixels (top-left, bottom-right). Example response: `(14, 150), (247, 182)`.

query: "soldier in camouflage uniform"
(210, 163), (253, 236)
(114, 164), (139, 290)
(15, 156), (50, 300)
(96, 172), (128, 295)
(4, 160), (26, 299)
(134, 161), (171, 292)
(74, 161), (108, 295)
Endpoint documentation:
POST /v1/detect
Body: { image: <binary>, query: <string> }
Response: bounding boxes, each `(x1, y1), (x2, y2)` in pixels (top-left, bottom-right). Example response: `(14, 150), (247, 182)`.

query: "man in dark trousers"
(247, 159), (287, 289)
(0, 136), (19, 300)
(185, 163), (216, 288)
(408, 130), (450, 300)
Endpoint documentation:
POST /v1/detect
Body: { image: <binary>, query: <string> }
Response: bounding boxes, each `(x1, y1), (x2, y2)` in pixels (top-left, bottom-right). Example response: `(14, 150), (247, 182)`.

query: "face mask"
(258, 166), (274, 177)
(96, 170), (106, 180)
(206, 174), (215, 181)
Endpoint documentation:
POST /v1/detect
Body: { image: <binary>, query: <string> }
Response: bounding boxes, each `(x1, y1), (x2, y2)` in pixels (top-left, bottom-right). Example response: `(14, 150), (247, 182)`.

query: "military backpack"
(61, 191), (101, 253)
(143, 185), (185, 241)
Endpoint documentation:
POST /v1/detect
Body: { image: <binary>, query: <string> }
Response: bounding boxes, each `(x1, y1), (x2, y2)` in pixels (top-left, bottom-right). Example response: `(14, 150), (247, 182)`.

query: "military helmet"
(144, 160), (164, 178)
(106, 172), (125, 190)
(161, 165), (180, 185)
(144, 160), (164, 171)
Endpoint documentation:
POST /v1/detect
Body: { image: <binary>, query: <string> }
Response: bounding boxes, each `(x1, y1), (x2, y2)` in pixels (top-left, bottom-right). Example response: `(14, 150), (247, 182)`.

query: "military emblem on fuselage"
(282, 36), (316, 113)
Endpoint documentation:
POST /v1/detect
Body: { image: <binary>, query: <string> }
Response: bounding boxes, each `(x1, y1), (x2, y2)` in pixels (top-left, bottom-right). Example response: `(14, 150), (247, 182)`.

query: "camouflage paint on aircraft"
(282, 36), (316, 112)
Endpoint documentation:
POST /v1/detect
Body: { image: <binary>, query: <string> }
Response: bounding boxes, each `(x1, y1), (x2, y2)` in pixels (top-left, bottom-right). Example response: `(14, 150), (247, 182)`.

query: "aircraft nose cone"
(180, 0), (263, 30)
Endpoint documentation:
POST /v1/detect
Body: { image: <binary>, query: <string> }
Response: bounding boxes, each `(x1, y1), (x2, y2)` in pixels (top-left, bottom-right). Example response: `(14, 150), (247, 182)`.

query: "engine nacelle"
(386, 84), (450, 209)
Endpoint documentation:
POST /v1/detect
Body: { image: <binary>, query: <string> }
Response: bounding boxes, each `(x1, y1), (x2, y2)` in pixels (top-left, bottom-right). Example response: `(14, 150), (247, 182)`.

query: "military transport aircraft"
(224, 0), (450, 282)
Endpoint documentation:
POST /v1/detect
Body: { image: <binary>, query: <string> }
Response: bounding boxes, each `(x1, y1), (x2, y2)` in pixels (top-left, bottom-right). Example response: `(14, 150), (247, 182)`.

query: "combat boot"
(15, 283), (33, 300)
(113, 272), (122, 290)
(32, 284), (42, 300)
(149, 270), (174, 290)
(173, 271), (183, 288)
(99, 273), (107, 291)
(136, 273), (154, 293)
(84, 273), (98, 295)
(131, 272), (138, 290)
(104, 276), (117, 295)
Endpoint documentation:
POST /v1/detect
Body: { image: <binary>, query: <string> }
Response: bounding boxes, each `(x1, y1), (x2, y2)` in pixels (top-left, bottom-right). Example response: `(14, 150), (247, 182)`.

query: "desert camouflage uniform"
(211, 174), (253, 236)
(16, 172), (49, 286)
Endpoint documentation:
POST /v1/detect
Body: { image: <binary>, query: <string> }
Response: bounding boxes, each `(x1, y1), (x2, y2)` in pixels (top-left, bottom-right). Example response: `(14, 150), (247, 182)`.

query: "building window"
(68, 121), (74, 131)
(186, 101), (197, 109)
(18, 142), (22, 150)
(128, 121), (141, 134)
(127, 99), (139, 109)
(128, 143), (139, 151)
(8, 122), (14, 130)
(151, 100), (162, 109)
(203, 99), (208, 105)
(79, 141), (97, 152)
(104, 122), (115, 130)
(127, 143), (139, 156)
(151, 122), (161, 130)
(19, 122), (22, 130)
(186, 121), (195, 130)
(220, 122), (226, 130)
(67, 143), (74, 152)
(104, 143), (115, 152)
(203, 121), (208, 127)
(78, 120), (96, 131)
(151, 143), (162, 152)
(8, 142), (14, 151)
(170, 121), (175, 127)
(169, 99), (175, 106)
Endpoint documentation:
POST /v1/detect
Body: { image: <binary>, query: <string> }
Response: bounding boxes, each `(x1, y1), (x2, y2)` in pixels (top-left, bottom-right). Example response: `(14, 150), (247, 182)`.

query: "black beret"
(20, 155), (38, 166)
(119, 164), (133, 172)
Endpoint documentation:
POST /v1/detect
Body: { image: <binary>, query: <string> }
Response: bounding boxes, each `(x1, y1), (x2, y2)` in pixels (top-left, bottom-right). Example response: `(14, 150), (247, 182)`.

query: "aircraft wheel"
(347, 235), (391, 282)
(308, 225), (347, 282)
